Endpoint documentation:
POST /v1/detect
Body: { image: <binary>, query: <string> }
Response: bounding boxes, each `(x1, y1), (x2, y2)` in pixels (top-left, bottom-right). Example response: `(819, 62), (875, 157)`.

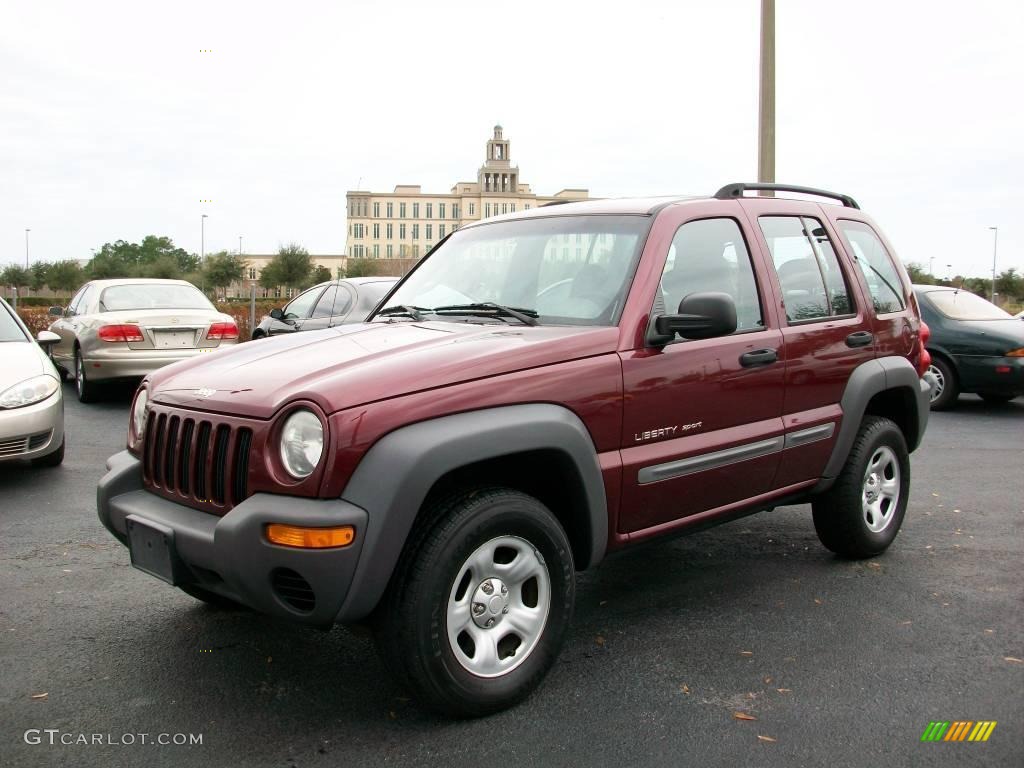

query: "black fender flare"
(818, 356), (930, 490)
(334, 403), (607, 622)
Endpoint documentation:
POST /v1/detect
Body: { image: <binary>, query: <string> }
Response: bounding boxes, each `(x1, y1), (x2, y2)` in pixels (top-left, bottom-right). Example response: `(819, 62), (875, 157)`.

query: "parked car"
(47, 279), (239, 403)
(251, 277), (399, 339)
(0, 298), (65, 466)
(915, 285), (1024, 408)
(98, 183), (931, 716)
(1014, 309), (1024, 320)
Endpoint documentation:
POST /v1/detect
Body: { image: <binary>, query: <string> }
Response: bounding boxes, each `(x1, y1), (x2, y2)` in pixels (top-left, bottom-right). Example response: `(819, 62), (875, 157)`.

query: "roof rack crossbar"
(714, 183), (859, 209)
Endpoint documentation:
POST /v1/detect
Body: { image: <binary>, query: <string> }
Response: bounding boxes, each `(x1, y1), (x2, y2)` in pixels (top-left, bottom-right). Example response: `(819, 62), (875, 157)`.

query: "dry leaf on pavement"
(757, 735), (777, 743)
(733, 711), (757, 721)
(31, 693), (48, 700)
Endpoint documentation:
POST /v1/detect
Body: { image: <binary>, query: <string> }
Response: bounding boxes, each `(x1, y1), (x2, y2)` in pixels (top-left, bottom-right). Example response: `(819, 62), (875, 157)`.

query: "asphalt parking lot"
(1, 383), (1021, 768)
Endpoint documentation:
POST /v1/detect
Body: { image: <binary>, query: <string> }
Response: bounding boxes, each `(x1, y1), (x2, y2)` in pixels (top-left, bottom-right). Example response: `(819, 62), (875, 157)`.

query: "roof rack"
(714, 183), (859, 209)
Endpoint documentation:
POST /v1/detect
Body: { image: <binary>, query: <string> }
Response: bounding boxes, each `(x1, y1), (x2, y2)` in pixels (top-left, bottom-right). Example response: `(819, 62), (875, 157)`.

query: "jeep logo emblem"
(194, 388), (217, 398)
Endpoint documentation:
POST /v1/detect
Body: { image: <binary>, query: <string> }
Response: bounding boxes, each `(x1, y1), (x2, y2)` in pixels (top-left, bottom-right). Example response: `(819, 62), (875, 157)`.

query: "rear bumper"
(84, 344), (237, 381)
(955, 354), (1024, 396)
(0, 390), (64, 462)
(97, 450), (367, 626)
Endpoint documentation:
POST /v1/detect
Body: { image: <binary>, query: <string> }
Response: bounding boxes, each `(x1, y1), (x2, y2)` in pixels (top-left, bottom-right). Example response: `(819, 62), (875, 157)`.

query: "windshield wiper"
(432, 302), (540, 326)
(376, 305), (428, 321)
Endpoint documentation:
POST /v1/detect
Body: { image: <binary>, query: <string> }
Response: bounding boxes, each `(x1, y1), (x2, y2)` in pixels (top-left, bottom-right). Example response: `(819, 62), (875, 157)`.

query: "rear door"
(618, 206), (786, 535)
(741, 200), (875, 487)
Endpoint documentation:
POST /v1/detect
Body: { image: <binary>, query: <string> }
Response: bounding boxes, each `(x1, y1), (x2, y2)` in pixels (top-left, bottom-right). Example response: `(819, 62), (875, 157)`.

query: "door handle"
(845, 331), (874, 348)
(739, 348), (778, 367)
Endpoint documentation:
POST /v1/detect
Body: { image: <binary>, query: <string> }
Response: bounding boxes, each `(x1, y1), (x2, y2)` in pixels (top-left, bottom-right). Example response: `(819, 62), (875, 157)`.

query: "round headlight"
(279, 410), (324, 479)
(132, 388), (149, 438)
(0, 374), (59, 409)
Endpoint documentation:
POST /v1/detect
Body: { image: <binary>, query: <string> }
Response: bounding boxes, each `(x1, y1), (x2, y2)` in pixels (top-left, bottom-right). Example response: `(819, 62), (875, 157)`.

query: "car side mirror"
(48, 306), (64, 317)
(36, 330), (61, 347)
(269, 308), (284, 320)
(653, 292), (737, 342)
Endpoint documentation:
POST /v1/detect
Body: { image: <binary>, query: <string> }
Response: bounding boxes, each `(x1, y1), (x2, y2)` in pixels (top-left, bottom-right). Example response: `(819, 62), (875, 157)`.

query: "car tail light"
(98, 324), (144, 343)
(916, 321), (932, 377)
(206, 321), (238, 340)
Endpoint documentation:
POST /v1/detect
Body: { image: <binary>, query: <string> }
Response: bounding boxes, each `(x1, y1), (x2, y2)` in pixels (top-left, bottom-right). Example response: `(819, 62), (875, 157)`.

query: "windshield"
(378, 215), (649, 325)
(0, 301), (29, 342)
(100, 283), (214, 312)
(925, 290), (1012, 321)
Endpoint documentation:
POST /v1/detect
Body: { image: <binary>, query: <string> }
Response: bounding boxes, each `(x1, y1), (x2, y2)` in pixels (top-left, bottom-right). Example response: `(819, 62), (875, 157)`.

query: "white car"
(0, 298), (65, 467)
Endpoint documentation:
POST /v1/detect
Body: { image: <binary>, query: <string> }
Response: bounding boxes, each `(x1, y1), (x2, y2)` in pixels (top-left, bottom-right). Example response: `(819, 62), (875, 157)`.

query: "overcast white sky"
(1, 0), (1021, 279)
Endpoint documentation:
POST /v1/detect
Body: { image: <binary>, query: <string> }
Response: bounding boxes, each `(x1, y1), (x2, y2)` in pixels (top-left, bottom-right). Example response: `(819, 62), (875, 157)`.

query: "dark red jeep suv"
(98, 183), (931, 715)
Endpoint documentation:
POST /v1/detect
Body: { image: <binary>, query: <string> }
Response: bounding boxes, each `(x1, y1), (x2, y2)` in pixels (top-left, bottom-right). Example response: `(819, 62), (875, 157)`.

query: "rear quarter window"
(837, 220), (906, 314)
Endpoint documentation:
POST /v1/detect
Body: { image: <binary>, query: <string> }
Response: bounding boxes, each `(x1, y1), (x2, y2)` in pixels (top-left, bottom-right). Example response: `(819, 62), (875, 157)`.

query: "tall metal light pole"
(758, 0), (775, 188)
(201, 214), (208, 292)
(989, 226), (999, 302)
(238, 235), (243, 256)
(25, 228), (31, 268)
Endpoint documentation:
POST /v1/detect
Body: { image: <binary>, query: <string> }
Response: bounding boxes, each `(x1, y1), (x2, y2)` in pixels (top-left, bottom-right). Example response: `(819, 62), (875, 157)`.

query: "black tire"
(32, 437), (65, 467)
(978, 392), (1016, 405)
(180, 584), (246, 610)
(926, 356), (958, 411)
(812, 416), (910, 559)
(74, 347), (101, 403)
(373, 487), (575, 717)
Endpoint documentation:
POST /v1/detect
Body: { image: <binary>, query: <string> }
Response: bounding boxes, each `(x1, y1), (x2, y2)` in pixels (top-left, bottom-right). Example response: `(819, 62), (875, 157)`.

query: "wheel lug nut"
(485, 618), (495, 628)
(481, 581), (494, 595)
(473, 602), (486, 615)
(500, 584), (508, 595)
(502, 606), (509, 614)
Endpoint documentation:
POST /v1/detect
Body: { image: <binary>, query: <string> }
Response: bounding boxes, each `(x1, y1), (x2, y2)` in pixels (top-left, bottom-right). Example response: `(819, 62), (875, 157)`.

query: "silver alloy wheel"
(862, 445), (900, 533)
(75, 353), (84, 397)
(925, 364), (944, 403)
(446, 535), (551, 678)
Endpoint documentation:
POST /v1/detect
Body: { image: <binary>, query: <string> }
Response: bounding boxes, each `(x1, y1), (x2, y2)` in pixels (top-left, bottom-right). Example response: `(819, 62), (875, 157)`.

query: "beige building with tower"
(345, 126), (589, 259)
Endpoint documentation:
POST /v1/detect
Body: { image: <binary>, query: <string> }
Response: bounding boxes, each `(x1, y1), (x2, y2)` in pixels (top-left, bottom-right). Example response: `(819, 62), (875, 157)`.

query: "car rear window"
(0, 301), (29, 342)
(100, 284), (214, 311)
(924, 290), (1012, 320)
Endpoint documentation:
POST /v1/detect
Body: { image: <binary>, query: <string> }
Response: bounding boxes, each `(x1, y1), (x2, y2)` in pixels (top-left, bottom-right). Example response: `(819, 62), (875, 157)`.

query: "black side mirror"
(269, 307), (284, 320)
(48, 306), (64, 317)
(653, 292), (737, 342)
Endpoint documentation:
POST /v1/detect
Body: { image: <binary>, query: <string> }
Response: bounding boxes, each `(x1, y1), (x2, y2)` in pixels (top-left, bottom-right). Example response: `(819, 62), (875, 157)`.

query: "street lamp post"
(201, 214), (208, 292)
(25, 228), (30, 268)
(989, 226), (999, 303)
(239, 235), (243, 256)
(758, 0), (775, 188)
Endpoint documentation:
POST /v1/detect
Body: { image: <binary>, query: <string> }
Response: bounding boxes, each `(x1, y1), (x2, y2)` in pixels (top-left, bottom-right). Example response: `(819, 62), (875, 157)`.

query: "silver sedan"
(48, 279), (239, 402)
(0, 298), (65, 467)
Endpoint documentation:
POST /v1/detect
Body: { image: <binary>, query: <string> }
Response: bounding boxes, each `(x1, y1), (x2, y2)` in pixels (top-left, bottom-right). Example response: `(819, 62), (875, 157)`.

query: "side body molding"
(819, 356), (930, 490)
(335, 404), (608, 622)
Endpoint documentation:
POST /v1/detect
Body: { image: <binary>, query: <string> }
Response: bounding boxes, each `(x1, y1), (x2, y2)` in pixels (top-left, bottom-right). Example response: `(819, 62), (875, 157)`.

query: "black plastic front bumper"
(97, 450), (367, 626)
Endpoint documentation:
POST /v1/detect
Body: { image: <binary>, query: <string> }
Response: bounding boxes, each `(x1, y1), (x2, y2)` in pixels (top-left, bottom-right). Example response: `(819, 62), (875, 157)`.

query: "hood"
(148, 320), (618, 418)
(0, 341), (55, 392)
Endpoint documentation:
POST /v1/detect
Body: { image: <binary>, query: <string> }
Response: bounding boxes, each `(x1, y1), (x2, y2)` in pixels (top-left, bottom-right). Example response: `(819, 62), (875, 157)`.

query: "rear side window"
(659, 218), (763, 332)
(759, 216), (853, 322)
(837, 220), (906, 314)
(311, 285), (353, 318)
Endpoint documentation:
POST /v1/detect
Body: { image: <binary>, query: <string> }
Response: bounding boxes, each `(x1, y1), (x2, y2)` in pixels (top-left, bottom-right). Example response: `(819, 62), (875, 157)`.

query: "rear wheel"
(74, 348), (101, 403)
(812, 416), (910, 559)
(926, 357), (958, 410)
(373, 488), (575, 716)
(979, 392), (1016, 405)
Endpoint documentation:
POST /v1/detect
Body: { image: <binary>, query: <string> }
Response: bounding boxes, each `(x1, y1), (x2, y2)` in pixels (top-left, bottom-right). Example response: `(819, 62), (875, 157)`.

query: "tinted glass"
(759, 216), (853, 321)
(73, 284), (98, 315)
(283, 286), (323, 319)
(0, 301), (29, 342)
(925, 290), (1012, 320)
(659, 218), (763, 332)
(383, 216), (649, 325)
(311, 286), (339, 318)
(837, 220), (906, 314)
(100, 284), (213, 311)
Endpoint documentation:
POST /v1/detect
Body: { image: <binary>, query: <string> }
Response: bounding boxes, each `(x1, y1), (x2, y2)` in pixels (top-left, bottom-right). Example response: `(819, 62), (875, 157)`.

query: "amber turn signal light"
(265, 524), (355, 549)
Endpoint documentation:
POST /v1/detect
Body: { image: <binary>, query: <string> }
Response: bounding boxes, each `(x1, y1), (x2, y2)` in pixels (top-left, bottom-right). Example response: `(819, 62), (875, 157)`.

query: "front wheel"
(812, 416), (910, 559)
(374, 488), (575, 716)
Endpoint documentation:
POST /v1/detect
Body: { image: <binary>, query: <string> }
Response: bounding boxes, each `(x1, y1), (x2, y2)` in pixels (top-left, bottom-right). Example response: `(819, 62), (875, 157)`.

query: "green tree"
(1, 264), (31, 290)
(311, 265), (332, 284)
(203, 251), (247, 295)
(86, 236), (197, 278)
(46, 260), (85, 292)
(344, 258), (383, 278)
(141, 255), (182, 279)
(994, 268), (1023, 301)
(259, 243), (312, 290)
(904, 262), (935, 285)
(29, 261), (50, 291)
